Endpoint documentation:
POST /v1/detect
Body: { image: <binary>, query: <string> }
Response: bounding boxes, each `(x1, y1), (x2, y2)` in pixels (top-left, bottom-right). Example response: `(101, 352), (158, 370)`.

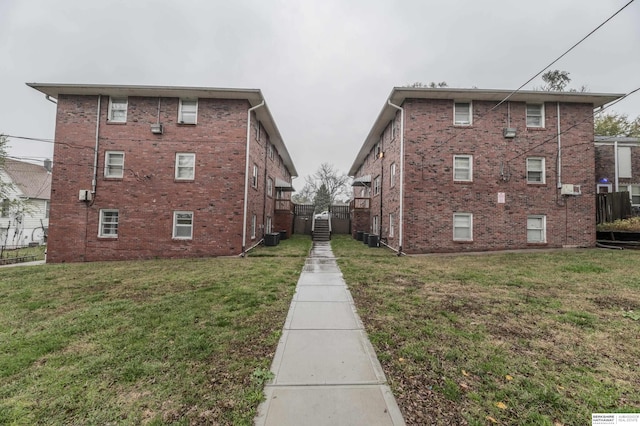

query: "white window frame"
(453, 155), (473, 182)
(175, 153), (195, 180)
(618, 147), (632, 178)
(173, 211), (193, 240)
(453, 213), (473, 241)
(266, 216), (272, 234)
(251, 214), (257, 239)
(526, 157), (545, 184)
(45, 200), (50, 219)
(98, 209), (119, 238)
(596, 184), (612, 194)
(104, 151), (125, 178)
(390, 121), (396, 140)
(372, 215), (379, 235)
(373, 176), (381, 195)
(178, 99), (198, 124)
(627, 184), (640, 206)
(390, 163), (396, 187)
(268, 143), (274, 160)
(267, 177), (273, 197)
(252, 164), (258, 188)
(526, 104), (545, 128)
(454, 101), (472, 126)
(108, 97), (128, 123)
(527, 215), (546, 243)
(389, 213), (394, 238)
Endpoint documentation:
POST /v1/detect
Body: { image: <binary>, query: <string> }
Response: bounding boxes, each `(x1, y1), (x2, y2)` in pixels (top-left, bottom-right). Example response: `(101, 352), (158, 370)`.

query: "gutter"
(387, 100), (405, 255)
(241, 101), (265, 257)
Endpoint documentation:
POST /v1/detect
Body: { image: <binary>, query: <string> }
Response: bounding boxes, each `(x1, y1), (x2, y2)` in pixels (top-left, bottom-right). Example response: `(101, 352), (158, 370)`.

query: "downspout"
(242, 101), (265, 257)
(614, 140), (619, 192)
(45, 95), (57, 104)
(388, 100), (404, 255)
(557, 102), (562, 189)
(92, 95), (102, 195)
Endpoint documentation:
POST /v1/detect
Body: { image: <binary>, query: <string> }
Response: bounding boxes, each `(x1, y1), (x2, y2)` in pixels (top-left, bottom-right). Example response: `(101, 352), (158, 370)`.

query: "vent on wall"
(561, 184), (581, 196)
(151, 123), (163, 134)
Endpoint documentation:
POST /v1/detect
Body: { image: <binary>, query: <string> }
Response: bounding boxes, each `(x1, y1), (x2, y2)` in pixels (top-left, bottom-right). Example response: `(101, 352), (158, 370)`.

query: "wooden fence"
(596, 192), (632, 224)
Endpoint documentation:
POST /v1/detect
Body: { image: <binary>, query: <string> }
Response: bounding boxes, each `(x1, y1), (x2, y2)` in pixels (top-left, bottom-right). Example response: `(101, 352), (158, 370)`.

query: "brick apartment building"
(349, 87), (623, 254)
(594, 136), (640, 208)
(28, 83), (297, 262)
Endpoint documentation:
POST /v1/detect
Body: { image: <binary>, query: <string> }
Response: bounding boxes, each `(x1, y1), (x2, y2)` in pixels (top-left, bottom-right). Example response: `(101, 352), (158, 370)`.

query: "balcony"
(276, 199), (293, 211)
(351, 197), (370, 209)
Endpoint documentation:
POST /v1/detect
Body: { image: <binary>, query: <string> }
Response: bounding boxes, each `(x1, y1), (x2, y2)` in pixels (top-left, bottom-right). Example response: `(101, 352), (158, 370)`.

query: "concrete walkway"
(255, 242), (405, 426)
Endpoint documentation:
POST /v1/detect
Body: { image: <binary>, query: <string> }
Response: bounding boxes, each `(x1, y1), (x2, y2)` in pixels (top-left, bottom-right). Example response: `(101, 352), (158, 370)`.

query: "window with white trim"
(99, 209), (119, 238)
(108, 97), (127, 123)
(104, 151), (124, 178)
(454, 102), (472, 125)
(526, 104), (544, 128)
(453, 213), (473, 241)
(373, 176), (381, 195)
(372, 215), (379, 235)
(255, 121), (261, 141)
(251, 214), (257, 239)
(628, 185), (640, 206)
(267, 177), (273, 197)
(268, 143), (274, 160)
(453, 155), (473, 182)
(526, 157), (545, 184)
(527, 215), (546, 243)
(618, 147), (632, 178)
(173, 211), (193, 239)
(178, 99), (198, 124)
(266, 216), (272, 234)
(390, 121), (396, 140)
(389, 213), (394, 238)
(45, 200), (50, 219)
(175, 153), (195, 180)
(252, 164), (258, 188)
(390, 163), (396, 187)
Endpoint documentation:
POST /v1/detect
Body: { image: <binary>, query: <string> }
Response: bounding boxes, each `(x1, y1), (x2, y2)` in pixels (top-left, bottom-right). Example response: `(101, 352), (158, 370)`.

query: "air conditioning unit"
(561, 184), (581, 196)
(150, 123), (163, 134)
(79, 190), (93, 201)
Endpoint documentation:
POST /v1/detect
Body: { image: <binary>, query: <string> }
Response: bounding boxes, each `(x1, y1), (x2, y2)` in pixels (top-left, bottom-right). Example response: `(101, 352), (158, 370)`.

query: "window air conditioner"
(561, 184), (581, 196)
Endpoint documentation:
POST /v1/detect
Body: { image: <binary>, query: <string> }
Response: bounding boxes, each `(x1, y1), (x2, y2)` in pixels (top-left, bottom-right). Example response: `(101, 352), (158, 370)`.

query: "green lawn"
(332, 236), (640, 426)
(0, 236), (311, 425)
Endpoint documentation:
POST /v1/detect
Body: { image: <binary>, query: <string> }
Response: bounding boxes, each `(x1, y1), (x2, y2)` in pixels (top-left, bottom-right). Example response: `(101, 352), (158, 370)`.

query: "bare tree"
(292, 163), (351, 209)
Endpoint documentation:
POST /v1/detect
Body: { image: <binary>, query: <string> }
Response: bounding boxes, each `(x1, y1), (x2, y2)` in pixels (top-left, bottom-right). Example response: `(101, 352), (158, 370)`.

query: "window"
(267, 177), (273, 197)
(390, 121), (396, 140)
(389, 213), (395, 238)
(453, 213), (473, 241)
(179, 99), (198, 124)
(390, 163), (396, 187)
(527, 215), (546, 243)
(373, 176), (381, 195)
(372, 215), (379, 235)
(628, 185), (640, 206)
(1, 199), (9, 218)
(99, 209), (119, 238)
(453, 155), (473, 182)
(268, 143), (274, 160)
(108, 97), (127, 123)
(251, 214), (257, 239)
(104, 151), (124, 178)
(526, 157), (545, 184)
(375, 141), (382, 158)
(526, 104), (544, 128)
(173, 211), (193, 239)
(266, 216), (272, 234)
(618, 147), (632, 178)
(45, 200), (50, 219)
(454, 102), (472, 125)
(255, 121), (261, 141)
(252, 165), (258, 188)
(175, 153), (195, 180)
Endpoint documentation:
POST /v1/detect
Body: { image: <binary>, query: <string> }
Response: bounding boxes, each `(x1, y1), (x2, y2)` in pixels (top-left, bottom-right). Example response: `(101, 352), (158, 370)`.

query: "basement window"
(527, 215), (546, 243)
(99, 209), (119, 238)
(453, 213), (473, 241)
(173, 211), (193, 239)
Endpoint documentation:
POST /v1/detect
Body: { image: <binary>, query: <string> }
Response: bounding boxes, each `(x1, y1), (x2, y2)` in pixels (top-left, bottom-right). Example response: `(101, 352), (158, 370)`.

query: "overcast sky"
(1, 0), (639, 185)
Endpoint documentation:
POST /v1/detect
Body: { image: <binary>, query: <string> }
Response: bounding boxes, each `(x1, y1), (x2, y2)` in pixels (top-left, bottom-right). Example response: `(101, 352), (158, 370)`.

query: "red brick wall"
(48, 94), (292, 262)
(352, 99), (596, 254)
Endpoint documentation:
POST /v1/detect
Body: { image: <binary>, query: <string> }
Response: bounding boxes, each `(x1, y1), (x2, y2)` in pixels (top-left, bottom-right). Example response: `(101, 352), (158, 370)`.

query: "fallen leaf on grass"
(486, 415), (498, 423)
(462, 370), (470, 377)
(505, 375), (513, 381)
(459, 382), (469, 390)
(495, 402), (507, 410)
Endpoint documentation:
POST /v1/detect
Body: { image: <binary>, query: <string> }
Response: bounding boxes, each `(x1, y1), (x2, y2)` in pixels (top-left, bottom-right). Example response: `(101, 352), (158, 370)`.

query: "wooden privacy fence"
(596, 192), (632, 224)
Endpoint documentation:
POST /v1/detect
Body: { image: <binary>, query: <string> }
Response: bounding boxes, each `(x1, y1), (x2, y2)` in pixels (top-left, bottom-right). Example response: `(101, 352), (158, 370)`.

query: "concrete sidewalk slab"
(286, 301), (362, 330)
(293, 286), (352, 302)
(297, 272), (344, 285)
(258, 385), (404, 426)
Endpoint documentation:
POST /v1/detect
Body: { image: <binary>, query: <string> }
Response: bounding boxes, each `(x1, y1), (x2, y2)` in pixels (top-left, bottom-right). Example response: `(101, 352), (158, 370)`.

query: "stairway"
(313, 219), (331, 242)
